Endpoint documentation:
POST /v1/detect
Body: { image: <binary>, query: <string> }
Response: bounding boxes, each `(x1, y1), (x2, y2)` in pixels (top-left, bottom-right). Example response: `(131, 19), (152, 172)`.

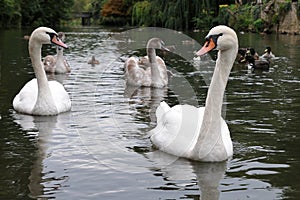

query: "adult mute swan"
(149, 25), (238, 162)
(13, 27), (71, 116)
(43, 32), (71, 73)
(124, 38), (169, 88)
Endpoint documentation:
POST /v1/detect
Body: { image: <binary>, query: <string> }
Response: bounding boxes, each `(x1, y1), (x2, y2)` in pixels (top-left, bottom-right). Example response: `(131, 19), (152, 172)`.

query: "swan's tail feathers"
(156, 101), (170, 122)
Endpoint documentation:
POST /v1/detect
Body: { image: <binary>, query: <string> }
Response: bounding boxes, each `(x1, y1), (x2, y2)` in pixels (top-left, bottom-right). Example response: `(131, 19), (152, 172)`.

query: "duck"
(124, 38), (169, 88)
(43, 32), (71, 73)
(149, 25), (238, 162)
(88, 55), (100, 65)
(261, 46), (275, 59)
(13, 27), (71, 116)
(237, 48), (247, 63)
(237, 47), (259, 63)
(245, 54), (270, 71)
(248, 47), (259, 60)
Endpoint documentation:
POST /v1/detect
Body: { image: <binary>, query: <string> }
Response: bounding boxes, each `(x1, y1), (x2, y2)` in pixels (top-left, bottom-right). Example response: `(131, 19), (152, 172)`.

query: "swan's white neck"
(147, 47), (164, 87)
(205, 49), (235, 118)
(56, 47), (63, 58)
(147, 48), (158, 78)
(55, 47), (65, 72)
(191, 46), (237, 160)
(29, 39), (57, 114)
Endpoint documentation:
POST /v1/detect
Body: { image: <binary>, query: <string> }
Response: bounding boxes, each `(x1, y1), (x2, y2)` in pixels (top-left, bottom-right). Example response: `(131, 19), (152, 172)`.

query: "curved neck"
(56, 47), (63, 57)
(147, 47), (161, 83)
(205, 49), (236, 118)
(147, 47), (156, 64)
(192, 46), (237, 160)
(29, 40), (50, 93)
(29, 39), (57, 113)
(55, 47), (65, 71)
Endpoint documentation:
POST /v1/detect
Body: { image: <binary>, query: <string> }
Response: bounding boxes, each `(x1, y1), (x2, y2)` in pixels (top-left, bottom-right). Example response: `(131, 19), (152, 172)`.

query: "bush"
(253, 18), (264, 32)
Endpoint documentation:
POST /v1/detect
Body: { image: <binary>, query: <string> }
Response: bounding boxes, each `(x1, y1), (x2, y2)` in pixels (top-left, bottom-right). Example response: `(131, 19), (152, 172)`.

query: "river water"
(0, 27), (299, 199)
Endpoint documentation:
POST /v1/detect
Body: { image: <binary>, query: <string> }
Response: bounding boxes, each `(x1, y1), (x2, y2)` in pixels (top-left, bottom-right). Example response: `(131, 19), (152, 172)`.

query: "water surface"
(0, 27), (299, 199)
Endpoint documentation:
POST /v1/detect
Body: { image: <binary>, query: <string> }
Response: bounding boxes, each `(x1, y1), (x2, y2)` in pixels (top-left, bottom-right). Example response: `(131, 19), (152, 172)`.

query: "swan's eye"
(211, 33), (223, 45)
(205, 33), (223, 47)
(46, 32), (58, 41)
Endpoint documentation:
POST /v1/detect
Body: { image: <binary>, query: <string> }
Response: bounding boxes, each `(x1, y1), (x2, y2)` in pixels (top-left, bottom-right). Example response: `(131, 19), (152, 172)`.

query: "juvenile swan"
(149, 25), (238, 162)
(124, 38), (169, 88)
(13, 27), (71, 116)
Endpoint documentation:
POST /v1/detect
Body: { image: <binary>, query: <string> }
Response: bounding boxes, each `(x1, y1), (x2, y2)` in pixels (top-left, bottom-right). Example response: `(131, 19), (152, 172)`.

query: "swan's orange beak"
(196, 38), (216, 56)
(51, 35), (68, 49)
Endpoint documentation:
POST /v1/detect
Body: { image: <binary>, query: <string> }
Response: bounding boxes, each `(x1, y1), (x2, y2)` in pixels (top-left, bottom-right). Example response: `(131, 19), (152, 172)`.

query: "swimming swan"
(124, 38), (169, 88)
(149, 25), (238, 162)
(13, 27), (71, 116)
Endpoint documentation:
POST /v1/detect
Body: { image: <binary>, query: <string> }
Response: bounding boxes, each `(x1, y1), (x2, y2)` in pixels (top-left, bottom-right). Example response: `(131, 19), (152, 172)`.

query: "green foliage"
(72, 0), (93, 12)
(253, 18), (264, 32)
(100, 0), (131, 25)
(225, 2), (269, 33)
(272, 13), (280, 24)
(229, 4), (253, 31)
(216, 7), (230, 25)
(0, 0), (297, 31)
(278, 1), (292, 14)
(132, 1), (151, 26)
(130, 0), (220, 30)
(0, 0), (74, 28)
(0, 0), (22, 27)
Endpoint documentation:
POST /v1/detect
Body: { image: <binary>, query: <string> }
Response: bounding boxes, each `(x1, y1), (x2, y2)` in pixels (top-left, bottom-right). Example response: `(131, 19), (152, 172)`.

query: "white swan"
(124, 38), (168, 88)
(43, 32), (71, 73)
(149, 25), (238, 162)
(13, 27), (71, 116)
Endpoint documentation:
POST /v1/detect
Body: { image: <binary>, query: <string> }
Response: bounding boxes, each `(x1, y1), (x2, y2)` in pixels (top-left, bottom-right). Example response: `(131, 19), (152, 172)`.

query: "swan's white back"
(150, 102), (233, 161)
(13, 27), (71, 116)
(13, 79), (71, 115)
(149, 25), (237, 162)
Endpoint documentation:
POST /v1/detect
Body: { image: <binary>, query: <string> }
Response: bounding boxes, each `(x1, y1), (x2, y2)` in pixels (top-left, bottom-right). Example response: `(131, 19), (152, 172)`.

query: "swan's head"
(58, 32), (65, 41)
(147, 38), (169, 51)
(196, 25), (238, 56)
(30, 27), (68, 49)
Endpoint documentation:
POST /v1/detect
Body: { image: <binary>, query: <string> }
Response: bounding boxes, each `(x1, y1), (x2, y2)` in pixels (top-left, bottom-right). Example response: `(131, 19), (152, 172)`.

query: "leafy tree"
(20, 0), (74, 28)
(101, 0), (129, 17)
(100, 0), (131, 25)
(0, 0), (21, 27)
(130, 0), (220, 30)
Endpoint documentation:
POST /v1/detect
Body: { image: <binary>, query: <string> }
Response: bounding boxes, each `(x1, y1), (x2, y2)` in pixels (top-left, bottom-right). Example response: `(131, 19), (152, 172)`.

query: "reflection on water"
(146, 151), (227, 200)
(0, 27), (299, 199)
(12, 114), (64, 198)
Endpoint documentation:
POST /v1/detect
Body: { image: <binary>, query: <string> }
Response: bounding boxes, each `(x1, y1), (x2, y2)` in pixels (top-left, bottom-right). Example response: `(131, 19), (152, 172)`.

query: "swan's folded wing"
(155, 101), (170, 122)
(13, 79), (37, 114)
(150, 104), (202, 158)
(49, 81), (71, 113)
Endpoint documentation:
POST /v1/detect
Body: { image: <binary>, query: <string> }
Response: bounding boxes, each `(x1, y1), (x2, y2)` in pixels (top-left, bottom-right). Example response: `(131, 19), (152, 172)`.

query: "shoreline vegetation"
(0, 0), (299, 34)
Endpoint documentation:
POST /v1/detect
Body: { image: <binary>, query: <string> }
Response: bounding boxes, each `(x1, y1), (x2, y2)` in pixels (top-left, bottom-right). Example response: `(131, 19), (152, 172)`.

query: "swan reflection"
(12, 113), (69, 199)
(146, 150), (227, 200)
(124, 85), (167, 125)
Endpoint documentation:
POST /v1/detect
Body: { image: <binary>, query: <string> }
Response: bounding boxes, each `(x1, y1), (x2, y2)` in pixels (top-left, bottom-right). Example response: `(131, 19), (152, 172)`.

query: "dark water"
(0, 27), (299, 200)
